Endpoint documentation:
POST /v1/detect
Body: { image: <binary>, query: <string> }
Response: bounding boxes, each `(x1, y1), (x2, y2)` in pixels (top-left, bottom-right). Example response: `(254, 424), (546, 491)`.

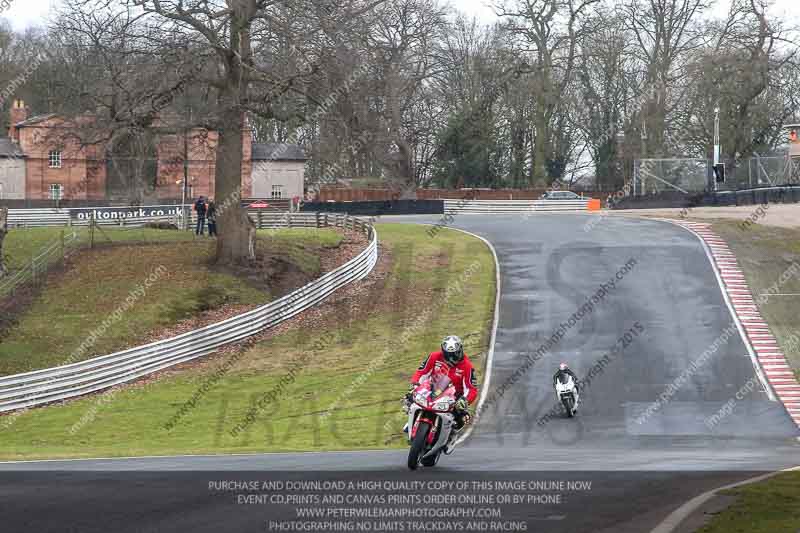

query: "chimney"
(8, 99), (29, 142)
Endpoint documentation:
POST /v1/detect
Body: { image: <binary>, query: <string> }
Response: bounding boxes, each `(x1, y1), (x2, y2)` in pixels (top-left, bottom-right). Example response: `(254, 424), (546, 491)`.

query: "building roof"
(0, 138), (23, 158)
(14, 113), (58, 127)
(251, 143), (308, 161)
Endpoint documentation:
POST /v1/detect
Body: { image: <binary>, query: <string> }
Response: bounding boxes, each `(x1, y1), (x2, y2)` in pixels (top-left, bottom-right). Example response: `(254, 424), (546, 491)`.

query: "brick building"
(0, 100), (307, 204)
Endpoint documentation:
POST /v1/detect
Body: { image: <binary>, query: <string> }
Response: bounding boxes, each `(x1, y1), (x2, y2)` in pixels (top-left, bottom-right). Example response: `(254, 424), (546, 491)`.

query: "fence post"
(258, 211), (263, 229)
(0, 207), (6, 277)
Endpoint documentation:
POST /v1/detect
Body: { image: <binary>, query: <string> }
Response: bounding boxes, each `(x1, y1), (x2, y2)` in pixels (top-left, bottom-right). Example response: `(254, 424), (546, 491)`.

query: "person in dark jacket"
(207, 200), (217, 237)
(194, 196), (207, 235)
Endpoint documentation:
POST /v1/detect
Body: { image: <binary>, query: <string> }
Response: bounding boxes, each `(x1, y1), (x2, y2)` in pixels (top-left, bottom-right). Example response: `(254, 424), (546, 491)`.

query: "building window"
(271, 185), (283, 199)
(49, 183), (63, 200)
(48, 150), (62, 168)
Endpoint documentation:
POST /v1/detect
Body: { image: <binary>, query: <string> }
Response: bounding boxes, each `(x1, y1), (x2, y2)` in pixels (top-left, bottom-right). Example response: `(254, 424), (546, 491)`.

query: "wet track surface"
(1, 214), (798, 532)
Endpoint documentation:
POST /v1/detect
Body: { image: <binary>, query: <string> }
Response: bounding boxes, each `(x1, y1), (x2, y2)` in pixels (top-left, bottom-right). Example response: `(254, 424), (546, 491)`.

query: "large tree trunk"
(214, 2), (257, 266)
(214, 108), (256, 265)
(0, 208), (7, 277)
(532, 107), (549, 187)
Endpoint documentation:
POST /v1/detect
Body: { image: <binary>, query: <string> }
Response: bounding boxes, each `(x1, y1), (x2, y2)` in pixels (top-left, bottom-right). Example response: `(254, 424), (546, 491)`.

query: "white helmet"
(441, 335), (464, 365)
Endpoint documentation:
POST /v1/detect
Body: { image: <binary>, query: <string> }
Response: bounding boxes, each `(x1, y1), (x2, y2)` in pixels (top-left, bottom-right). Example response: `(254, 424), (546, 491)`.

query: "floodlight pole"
(181, 139), (188, 230)
(713, 106), (721, 192)
(181, 106), (192, 231)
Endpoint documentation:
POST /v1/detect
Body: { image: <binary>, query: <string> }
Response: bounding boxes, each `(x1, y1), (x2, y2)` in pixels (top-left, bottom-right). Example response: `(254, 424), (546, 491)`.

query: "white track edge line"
(0, 449), (400, 466)
(441, 227), (500, 447)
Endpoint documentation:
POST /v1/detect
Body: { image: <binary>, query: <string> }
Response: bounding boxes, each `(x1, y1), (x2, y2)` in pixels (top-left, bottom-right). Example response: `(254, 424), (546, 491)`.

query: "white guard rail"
(7, 208), (71, 227)
(444, 199), (590, 214)
(6, 206), (190, 228)
(5, 207), (318, 229)
(0, 214), (378, 412)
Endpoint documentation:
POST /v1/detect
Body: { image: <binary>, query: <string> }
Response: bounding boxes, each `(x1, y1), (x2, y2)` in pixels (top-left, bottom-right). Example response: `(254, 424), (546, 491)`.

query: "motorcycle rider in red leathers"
(404, 335), (478, 451)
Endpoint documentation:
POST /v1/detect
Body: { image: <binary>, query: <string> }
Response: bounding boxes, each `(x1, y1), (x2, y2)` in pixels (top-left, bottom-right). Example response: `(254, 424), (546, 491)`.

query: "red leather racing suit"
(411, 351), (479, 404)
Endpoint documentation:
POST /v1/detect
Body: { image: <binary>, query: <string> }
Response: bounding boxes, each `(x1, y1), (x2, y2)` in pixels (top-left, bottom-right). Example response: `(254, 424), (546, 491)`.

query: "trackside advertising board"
(70, 205), (189, 221)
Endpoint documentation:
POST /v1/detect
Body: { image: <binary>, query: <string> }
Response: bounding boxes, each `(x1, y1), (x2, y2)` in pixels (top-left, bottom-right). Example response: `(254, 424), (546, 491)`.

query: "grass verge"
(712, 221), (800, 379)
(2, 226), (194, 272)
(0, 227), (342, 376)
(0, 223), (496, 460)
(696, 471), (800, 533)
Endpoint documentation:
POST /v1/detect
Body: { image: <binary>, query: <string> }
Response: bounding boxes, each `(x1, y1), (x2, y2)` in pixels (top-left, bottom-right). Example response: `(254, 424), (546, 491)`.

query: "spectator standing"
(194, 196), (207, 235)
(207, 200), (218, 237)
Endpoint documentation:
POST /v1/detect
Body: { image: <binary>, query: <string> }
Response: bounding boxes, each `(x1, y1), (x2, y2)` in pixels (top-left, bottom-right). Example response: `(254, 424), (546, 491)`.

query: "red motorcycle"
(404, 368), (458, 470)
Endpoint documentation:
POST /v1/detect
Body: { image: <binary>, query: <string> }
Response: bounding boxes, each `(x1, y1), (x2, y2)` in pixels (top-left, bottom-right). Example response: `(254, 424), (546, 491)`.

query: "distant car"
(247, 201), (271, 209)
(540, 191), (583, 200)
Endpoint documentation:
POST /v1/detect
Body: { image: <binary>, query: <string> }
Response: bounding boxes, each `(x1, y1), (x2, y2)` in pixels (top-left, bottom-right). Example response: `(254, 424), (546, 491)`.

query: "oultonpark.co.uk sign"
(70, 205), (188, 221)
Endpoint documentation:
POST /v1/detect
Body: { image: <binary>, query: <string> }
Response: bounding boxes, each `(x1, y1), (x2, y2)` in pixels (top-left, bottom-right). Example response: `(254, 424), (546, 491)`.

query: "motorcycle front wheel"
(407, 421), (431, 470)
(562, 396), (574, 418)
(421, 450), (441, 467)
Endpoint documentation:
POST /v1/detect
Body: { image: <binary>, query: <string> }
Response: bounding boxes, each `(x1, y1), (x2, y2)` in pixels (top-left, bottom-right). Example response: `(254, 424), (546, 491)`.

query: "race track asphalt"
(1, 214), (798, 533)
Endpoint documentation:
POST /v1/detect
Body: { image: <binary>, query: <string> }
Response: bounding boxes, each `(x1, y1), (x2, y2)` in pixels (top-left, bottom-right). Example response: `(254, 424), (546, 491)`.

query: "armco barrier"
(443, 199), (591, 214)
(7, 208), (71, 227)
(6, 206), (327, 230)
(6, 205), (191, 228)
(300, 200), (444, 216)
(0, 213), (378, 413)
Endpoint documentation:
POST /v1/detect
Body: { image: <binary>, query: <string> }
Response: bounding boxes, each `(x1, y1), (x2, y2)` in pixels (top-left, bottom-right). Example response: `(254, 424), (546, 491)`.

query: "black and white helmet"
(441, 335), (464, 365)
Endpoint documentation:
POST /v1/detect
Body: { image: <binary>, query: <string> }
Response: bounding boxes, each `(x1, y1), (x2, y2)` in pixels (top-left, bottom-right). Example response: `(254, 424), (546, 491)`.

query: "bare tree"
(430, 17), (512, 187)
(363, 0), (448, 191)
(678, 0), (798, 162)
(622, 0), (711, 157)
(52, 0), (384, 264)
(41, 2), (210, 204)
(498, 0), (599, 186)
(5, 0), (799, 196)
(575, 10), (635, 189)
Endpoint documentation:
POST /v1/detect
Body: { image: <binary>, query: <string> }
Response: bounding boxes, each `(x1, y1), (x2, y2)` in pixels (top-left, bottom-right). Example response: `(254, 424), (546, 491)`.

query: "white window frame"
(49, 183), (63, 200)
(48, 150), (62, 169)
(271, 184), (283, 199)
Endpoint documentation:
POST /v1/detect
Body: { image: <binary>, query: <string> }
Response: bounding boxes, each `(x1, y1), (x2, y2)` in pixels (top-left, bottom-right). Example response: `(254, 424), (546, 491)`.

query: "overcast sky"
(2, 0), (799, 34)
